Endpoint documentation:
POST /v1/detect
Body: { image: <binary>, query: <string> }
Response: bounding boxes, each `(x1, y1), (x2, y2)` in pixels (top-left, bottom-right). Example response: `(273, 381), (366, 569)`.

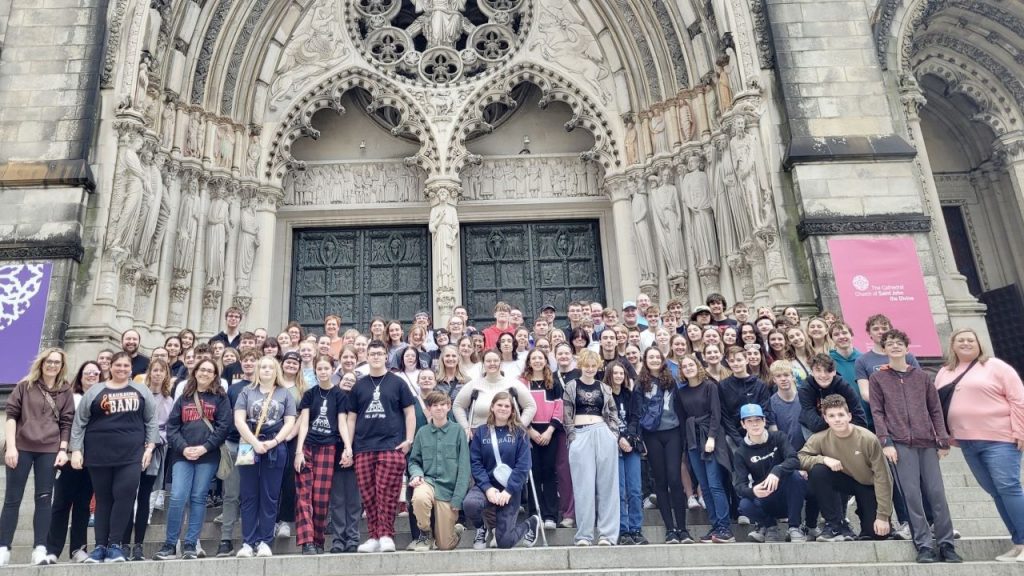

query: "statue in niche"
(625, 120), (639, 164)
(236, 197), (260, 294)
(408, 0), (474, 48)
(647, 166), (687, 282)
(528, 161), (542, 197)
(716, 54), (734, 115)
(677, 99), (696, 142)
(428, 187), (459, 291)
(730, 115), (775, 230)
(139, 152), (169, 267)
(679, 153), (720, 290)
(246, 132), (260, 178)
(160, 105), (175, 147)
(185, 113), (202, 158)
(174, 177), (200, 273)
(205, 187), (233, 288)
(709, 135), (751, 261)
(650, 110), (669, 155)
(105, 132), (150, 258)
(215, 125), (233, 168)
(629, 176), (658, 287)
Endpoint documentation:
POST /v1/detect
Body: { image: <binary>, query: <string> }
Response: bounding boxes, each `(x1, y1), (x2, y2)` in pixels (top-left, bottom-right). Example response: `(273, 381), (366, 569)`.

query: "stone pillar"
(426, 179), (462, 322)
(605, 176), (640, 306)
(976, 163), (1024, 286)
(994, 135), (1024, 238)
(247, 186), (282, 331)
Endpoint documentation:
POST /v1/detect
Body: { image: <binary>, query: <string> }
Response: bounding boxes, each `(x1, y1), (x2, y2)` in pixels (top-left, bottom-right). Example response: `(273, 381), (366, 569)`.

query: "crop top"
(574, 381), (605, 417)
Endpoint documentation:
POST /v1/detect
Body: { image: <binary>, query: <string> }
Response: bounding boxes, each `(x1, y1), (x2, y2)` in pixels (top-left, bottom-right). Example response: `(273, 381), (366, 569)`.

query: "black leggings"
(46, 465), (93, 557)
(277, 439), (297, 523)
(0, 451), (57, 547)
(123, 472), (158, 545)
(89, 463), (142, 547)
(529, 433), (560, 522)
(645, 428), (687, 532)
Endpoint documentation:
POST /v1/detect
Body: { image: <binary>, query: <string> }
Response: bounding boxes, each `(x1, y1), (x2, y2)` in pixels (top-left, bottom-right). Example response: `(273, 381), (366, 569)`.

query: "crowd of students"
(1, 294), (1022, 566)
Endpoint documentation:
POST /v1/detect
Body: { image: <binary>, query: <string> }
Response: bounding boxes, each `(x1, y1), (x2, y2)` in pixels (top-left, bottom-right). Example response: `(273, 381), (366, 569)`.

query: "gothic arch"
(912, 54), (1022, 136)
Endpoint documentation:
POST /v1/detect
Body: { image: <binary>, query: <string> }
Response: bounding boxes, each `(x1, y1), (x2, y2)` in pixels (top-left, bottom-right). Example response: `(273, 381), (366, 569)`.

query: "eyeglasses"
(44, 360), (63, 367)
(83, 371), (101, 377)
(196, 367), (217, 374)
(368, 351), (386, 357)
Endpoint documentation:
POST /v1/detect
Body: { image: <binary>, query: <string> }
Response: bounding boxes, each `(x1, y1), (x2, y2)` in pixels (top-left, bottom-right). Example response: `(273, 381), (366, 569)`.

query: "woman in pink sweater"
(935, 328), (1024, 562)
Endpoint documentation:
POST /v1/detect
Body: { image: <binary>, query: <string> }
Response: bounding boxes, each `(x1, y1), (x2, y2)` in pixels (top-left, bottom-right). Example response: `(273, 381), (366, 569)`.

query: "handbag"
(2, 382), (62, 455)
(489, 427), (514, 487)
(937, 359), (977, 431)
(193, 393), (233, 480)
(638, 388), (664, 432)
(236, 390), (272, 466)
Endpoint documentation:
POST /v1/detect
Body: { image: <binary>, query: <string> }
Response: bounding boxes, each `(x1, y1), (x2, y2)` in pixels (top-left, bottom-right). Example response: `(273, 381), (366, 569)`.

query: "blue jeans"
(738, 470), (807, 528)
(164, 459), (218, 546)
(618, 451), (643, 533)
(687, 450), (730, 532)
(959, 440), (1024, 544)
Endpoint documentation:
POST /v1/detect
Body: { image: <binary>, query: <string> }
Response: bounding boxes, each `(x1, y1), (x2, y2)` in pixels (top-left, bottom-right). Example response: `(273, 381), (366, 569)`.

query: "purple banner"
(0, 262), (52, 386)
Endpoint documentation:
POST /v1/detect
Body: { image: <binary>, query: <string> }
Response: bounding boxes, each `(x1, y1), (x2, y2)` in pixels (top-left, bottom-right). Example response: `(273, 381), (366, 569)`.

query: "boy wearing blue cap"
(731, 404), (807, 543)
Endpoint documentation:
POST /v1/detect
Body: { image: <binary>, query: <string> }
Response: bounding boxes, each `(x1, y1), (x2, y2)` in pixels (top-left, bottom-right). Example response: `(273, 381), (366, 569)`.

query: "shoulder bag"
(937, 359), (977, 431)
(193, 393), (233, 480)
(489, 427), (514, 487)
(236, 389), (272, 466)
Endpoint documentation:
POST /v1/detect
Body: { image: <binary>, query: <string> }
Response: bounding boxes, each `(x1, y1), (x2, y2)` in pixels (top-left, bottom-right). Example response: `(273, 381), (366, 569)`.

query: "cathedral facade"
(0, 0), (1020, 363)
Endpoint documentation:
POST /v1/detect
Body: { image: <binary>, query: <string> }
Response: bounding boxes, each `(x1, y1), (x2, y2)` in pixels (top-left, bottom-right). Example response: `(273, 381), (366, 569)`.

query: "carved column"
(976, 162), (1024, 285)
(994, 134), (1024, 243)
(900, 77), (983, 310)
(605, 176), (641, 305)
(426, 180), (462, 322)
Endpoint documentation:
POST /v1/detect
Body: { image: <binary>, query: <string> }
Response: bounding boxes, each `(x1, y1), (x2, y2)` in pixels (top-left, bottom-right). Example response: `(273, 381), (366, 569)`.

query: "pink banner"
(828, 237), (942, 357)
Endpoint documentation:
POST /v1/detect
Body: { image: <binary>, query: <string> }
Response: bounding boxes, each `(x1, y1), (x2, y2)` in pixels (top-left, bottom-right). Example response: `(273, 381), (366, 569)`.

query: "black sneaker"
(343, 544), (358, 553)
(154, 544), (177, 561)
(473, 527), (488, 550)
(181, 543), (198, 560)
(665, 530), (680, 544)
(617, 533), (635, 545)
(301, 543), (318, 555)
(711, 530), (736, 543)
(939, 544), (963, 563)
(316, 545), (325, 555)
(816, 524), (848, 542)
(677, 530), (695, 544)
(916, 547), (938, 563)
(633, 531), (649, 545)
(216, 540), (234, 557)
(329, 545), (345, 554)
(129, 543), (145, 561)
(699, 529), (715, 543)
(521, 515), (541, 548)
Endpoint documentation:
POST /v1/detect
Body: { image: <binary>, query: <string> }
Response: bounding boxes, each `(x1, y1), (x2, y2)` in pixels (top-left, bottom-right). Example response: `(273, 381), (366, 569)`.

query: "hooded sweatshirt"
(868, 365), (949, 450)
(469, 424), (532, 494)
(5, 379), (75, 453)
(718, 373), (774, 444)
(798, 374), (868, 434)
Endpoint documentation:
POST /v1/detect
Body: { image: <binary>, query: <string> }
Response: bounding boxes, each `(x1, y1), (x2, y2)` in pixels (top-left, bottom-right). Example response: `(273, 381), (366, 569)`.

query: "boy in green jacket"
(408, 391), (471, 551)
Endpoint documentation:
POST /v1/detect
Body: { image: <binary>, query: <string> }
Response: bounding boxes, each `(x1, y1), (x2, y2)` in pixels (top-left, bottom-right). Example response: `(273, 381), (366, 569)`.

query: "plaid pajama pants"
(354, 450), (406, 539)
(295, 444), (337, 546)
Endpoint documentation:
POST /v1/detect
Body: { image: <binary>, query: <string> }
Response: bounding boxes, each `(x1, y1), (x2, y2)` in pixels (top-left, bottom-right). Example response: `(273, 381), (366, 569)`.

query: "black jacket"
(718, 374), (774, 444)
(613, 384), (643, 439)
(798, 374), (868, 433)
(731, 430), (800, 500)
(166, 391), (232, 465)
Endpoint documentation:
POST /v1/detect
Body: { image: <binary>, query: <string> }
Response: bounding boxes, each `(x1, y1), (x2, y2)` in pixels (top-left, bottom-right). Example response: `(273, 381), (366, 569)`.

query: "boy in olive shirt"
(799, 394), (893, 542)
(408, 391), (472, 551)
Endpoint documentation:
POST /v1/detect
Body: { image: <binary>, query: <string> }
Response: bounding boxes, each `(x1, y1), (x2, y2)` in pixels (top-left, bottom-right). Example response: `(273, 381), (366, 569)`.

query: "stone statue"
(185, 113), (202, 158)
(174, 177), (200, 273)
(650, 110), (669, 155)
(205, 187), (232, 288)
(236, 197), (260, 294)
(709, 134), (751, 260)
(625, 120), (639, 164)
(716, 54), (733, 115)
(428, 186), (459, 291)
(629, 176), (658, 286)
(246, 133), (260, 178)
(730, 115), (775, 229)
(215, 125), (233, 168)
(105, 132), (150, 257)
(680, 153), (720, 276)
(160, 105), (174, 147)
(408, 0), (473, 48)
(677, 100), (695, 142)
(139, 153), (169, 267)
(647, 166), (687, 281)
(131, 55), (150, 112)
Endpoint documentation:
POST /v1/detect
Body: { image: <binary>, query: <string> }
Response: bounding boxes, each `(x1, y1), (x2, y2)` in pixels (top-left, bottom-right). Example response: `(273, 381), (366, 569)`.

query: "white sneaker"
(236, 543), (254, 558)
(737, 515), (751, 526)
(45, 554), (58, 565)
(274, 521), (292, 539)
(196, 542), (206, 558)
(543, 519), (557, 530)
(357, 538), (380, 553)
(892, 522), (911, 541)
(379, 536), (396, 552)
(256, 542), (273, 557)
(71, 549), (90, 563)
(0, 546), (10, 567)
(687, 496), (701, 510)
(698, 496), (706, 509)
(31, 546), (48, 566)
(996, 544), (1024, 562)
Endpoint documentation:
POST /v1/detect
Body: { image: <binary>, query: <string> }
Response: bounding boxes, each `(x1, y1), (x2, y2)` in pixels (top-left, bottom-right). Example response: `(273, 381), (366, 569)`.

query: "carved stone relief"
(269, 0), (352, 111)
(461, 156), (601, 200)
(528, 0), (613, 104)
(283, 162), (426, 206)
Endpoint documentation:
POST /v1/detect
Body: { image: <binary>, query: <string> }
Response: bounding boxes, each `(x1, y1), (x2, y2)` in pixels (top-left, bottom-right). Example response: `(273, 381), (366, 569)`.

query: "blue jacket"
(470, 424), (532, 494)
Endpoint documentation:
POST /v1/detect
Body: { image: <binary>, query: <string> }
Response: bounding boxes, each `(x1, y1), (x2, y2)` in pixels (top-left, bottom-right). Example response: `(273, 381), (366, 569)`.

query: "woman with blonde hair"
(806, 316), (833, 355)
(935, 328), (1024, 562)
(0, 348), (75, 566)
(785, 326), (815, 377)
(435, 344), (469, 401)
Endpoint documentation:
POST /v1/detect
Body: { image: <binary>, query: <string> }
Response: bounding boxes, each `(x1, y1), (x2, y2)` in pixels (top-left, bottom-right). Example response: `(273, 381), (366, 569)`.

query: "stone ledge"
(797, 213), (931, 239)
(0, 159), (95, 192)
(783, 135), (917, 170)
(0, 241), (83, 262)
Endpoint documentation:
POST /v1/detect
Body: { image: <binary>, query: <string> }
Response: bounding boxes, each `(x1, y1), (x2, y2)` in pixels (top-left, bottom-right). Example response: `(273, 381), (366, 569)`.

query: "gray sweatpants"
(220, 441), (240, 542)
(329, 465), (362, 549)
(894, 444), (955, 550)
(568, 423), (620, 543)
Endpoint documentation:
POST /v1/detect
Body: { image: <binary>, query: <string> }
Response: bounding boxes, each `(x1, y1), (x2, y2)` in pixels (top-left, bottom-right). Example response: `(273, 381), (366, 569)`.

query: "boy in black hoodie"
(732, 404), (807, 543)
(799, 354), (868, 434)
(718, 346), (775, 447)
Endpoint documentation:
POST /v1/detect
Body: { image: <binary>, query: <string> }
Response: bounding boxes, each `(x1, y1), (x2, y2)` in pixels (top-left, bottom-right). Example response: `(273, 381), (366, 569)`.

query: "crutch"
(508, 387), (549, 546)
(886, 459), (915, 543)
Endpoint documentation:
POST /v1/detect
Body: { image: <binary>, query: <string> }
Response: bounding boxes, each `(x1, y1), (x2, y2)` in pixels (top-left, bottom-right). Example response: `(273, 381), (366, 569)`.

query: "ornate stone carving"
(283, 161), (425, 205)
(184, 111), (204, 158)
(191, 0), (231, 104)
(730, 115), (773, 229)
(135, 272), (158, 318)
(651, 0), (690, 87)
(101, 0), (130, 87)
(795, 214), (932, 238)
(679, 152), (720, 292)
(202, 287), (222, 315)
(221, 0), (271, 115)
(139, 152), (169, 267)
(427, 184), (460, 310)
(245, 129), (261, 178)
(205, 184), (232, 288)
(235, 193), (260, 296)
(174, 174), (201, 273)
(214, 124), (234, 168)
(232, 295), (252, 315)
(624, 117), (640, 165)
(748, 0), (774, 69)
(105, 130), (151, 260)
(629, 173), (658, 288)
(648, 165), (688, 284)
(612, 0), (661, 99)
(530, 0), (613, 103)
(912, 34), (1024, 113)
(709, 134), (751, 260)
(716, 54), (734, 115)
(269, 0), (351, 110)
(461, 156), (600, 200)
(160, 102), (175, 147)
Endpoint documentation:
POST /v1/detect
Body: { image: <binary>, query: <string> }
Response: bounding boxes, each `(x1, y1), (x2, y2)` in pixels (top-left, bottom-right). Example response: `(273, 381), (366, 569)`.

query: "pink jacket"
(935, 358), (1024, 445)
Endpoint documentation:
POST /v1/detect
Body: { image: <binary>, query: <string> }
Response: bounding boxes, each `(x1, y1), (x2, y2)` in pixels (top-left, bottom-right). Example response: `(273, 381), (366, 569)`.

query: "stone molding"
(796, 214), (931, 240)
(783, 135), (917, 170)
(0, 243), (85, 262)
(0, 160), (96, 192)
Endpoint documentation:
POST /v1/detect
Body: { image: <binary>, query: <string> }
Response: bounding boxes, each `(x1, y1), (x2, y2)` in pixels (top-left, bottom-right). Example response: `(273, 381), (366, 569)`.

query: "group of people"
(0, 294), (1022, 566)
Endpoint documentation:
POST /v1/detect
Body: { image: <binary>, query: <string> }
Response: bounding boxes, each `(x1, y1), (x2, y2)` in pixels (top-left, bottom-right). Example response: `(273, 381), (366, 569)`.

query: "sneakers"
(521, 515), (541, 548)
(30, 546), (49, 566)
(747, 527), (766, 543)
(939, 543), (963, 563)
(302, 543), (319, 555)
(152, 489), (167, 511)
(83, 546), (106, 563)
(643, 495), (657, 509)
(916, 547), (938, 563)
(129, 543), (145, 561)
(213, 513), (224, 524)
(711, 530), (736, 543)
(737, 515), (751, 525)
(45, 554), (58, 565)
(632, 532), (649, 545)
(787, 527), (807, 542)
(816, 525), (849, 542)
(472, 527), (488, 550)
(358, 538), (381, 553)
(575, 539), (591, 546)
(764, 526), (785, 543)
(665, 530), (681, 544)
(543, 519), (557, 530)
(597, 538), (613, 546)
(216, 540), (234, 557)
(105, 544), (126, 563)
(699, 530), (715, 543)
(687, 495), (701, 510)
(154, 544), (177, 560)
(71, 548), (90, 563)
(181, 543), (198, 560)
(698, 496), (706, 509)
(677, 530), (695, 544)
(892, 522), (911, 541)
(618, 533), (635, 545)
(558, 517), (575, 528)
(411, 535), (432, 552)
(256, 542), (273, 557)
(274, 521), (291, 539)
(996, 545), (1024, 562)
(236, 543), (254, 558)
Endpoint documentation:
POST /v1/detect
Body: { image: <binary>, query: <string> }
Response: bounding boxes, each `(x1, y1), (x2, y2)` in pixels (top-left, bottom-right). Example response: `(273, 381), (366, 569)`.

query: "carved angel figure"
(408, 0), (474, 47)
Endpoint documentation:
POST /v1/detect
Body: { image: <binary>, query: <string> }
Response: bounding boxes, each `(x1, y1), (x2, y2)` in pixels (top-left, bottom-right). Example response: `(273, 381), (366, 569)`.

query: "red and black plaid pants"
(354, 450), (406, 539)
(295, 443), (336, 546)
